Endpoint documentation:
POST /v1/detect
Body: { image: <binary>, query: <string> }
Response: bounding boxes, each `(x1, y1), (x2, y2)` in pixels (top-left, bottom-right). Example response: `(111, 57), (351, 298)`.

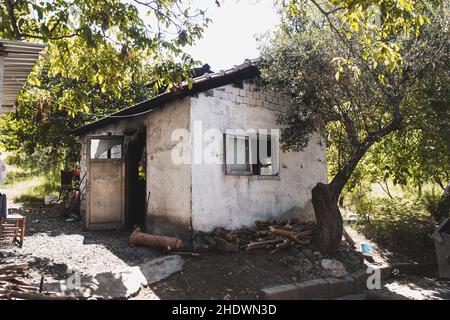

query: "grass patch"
(0, 156), (59, 204)
(349, 187), (437, 262)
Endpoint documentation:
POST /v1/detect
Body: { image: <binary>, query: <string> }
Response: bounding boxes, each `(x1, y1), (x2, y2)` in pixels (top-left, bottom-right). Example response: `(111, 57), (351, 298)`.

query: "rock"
(320, 259), (348, 278)
(302, 249), (314, 260)
(280, 256), (314, 274)
(216, 238), (239, 253)
(139, 255), (185, 284)
(204, 235), (217, 246)
(346, 257), (363, 271)
(279, 256), (296, 267)
(193, 237), (212, 252)
(291, 258), (314, 274)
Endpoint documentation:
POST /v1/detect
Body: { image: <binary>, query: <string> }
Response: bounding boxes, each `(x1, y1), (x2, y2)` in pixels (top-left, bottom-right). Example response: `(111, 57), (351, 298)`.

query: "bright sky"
(185, 0), (280, 70)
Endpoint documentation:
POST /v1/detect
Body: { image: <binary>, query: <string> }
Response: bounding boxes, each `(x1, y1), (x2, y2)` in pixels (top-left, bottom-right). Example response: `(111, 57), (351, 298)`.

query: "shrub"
(354, 197), (435, 261)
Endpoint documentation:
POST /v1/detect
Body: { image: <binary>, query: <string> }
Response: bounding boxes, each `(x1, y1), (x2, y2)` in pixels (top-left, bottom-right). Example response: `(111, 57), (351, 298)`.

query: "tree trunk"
(311, 183), (343, 255)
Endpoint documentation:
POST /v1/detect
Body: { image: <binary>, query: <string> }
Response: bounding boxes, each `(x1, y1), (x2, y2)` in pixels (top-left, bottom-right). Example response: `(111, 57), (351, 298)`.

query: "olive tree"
(259, 3), (448, 254)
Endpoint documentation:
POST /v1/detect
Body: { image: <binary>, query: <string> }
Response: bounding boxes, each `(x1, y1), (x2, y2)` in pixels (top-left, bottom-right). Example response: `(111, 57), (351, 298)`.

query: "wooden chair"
(58, 170), (77, 202)
(0, 214), (27, 247)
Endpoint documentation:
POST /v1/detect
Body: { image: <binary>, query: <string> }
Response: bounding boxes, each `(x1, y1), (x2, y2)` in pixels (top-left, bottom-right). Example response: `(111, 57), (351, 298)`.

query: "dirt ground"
(1, 203), (449, 300)
(1, 204), (163, 282)
(142, 250), (323, 300)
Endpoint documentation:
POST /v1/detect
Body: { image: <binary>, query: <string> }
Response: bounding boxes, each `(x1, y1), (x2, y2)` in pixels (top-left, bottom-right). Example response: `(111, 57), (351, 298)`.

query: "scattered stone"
(192, 237), (212, 252)
(292, 258), (314, 274)
(216, 238), (240, 253)
(279, 256), (296, 267)
(279, 256), (315, 274)
(321, 259), (348, 278)
(139, 255), (185, 284)
(302, 248), (314, 260)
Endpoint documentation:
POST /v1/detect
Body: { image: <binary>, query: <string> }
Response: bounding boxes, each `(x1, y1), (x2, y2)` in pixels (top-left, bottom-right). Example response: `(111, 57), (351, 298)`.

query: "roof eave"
(72, 63), (259, 135)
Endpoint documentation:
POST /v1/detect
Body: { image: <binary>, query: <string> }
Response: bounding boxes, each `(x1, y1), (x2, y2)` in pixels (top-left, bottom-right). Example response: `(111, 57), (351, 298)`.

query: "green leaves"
(0, 0), (211, 114)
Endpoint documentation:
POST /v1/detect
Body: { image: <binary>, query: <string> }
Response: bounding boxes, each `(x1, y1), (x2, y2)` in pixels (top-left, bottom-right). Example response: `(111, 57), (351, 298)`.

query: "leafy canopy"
(0, 0), (211, 113)
(260, 2), (448, 193)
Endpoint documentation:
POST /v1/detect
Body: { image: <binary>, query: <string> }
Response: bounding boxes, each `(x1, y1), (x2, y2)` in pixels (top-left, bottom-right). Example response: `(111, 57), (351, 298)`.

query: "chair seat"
(5, 214), (25, 220)
(0, 214), (26, 247)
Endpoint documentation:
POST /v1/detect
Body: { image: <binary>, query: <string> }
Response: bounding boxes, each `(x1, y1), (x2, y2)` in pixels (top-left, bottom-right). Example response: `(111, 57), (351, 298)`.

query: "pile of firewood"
(0, 262), (74, 300)
(194, 219), (316, 254)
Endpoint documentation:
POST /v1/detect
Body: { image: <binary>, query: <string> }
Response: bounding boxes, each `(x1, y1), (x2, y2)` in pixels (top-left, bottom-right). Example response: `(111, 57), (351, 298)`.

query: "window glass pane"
(259, 135), (272, 175)
(258, 133), (279, 176)
(225, 134), (251, 174)
(90, 138), (122, 159)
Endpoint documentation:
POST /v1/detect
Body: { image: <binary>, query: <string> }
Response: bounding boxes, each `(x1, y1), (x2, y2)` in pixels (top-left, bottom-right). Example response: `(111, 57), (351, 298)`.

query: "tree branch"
(5, 0), (21, 39)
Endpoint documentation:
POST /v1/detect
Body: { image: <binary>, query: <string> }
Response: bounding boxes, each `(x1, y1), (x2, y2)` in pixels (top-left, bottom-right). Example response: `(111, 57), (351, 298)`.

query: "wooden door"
(87, 136), (124, 229)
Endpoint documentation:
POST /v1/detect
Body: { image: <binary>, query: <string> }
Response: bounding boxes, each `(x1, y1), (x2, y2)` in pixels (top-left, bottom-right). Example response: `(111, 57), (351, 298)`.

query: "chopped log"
(238, 226), (258, 234)
(129, 228), (182, 249)
(0, 263), (28, 275)
(225, 232), (236, 242)
(3, 283), (39, 293)
(6, 290), (78, 300)
(269, 226), (314, 240)
(270, 242), (293, 254)
(0, 275), (19, 281)
(243, 239), (285, 250)
(171, 252), (200, 257)
(268, 226), (299, 238)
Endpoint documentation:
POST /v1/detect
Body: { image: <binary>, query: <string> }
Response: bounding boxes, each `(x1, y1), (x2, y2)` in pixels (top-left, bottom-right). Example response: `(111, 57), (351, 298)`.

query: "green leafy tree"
(0, 0), (210, 171)
(0, 59), (150, 171)
(1, 0), (210, 105)
(260, 2), (448, 254)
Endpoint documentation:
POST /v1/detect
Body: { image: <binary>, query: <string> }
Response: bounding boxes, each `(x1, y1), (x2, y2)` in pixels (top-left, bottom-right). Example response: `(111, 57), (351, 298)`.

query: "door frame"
(86, 135), (125, 230)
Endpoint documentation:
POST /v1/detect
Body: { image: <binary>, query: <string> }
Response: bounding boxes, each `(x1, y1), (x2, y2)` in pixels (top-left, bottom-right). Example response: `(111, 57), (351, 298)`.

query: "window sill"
(249, 175), (280, 181)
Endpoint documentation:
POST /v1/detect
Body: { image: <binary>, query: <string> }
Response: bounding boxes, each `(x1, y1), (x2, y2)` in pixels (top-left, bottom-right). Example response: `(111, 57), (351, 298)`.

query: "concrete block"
(351, 269), (369, 292)
(261, 284), (300, 300)
(296, 279), (330, 300)
(325, 276), (356, 298)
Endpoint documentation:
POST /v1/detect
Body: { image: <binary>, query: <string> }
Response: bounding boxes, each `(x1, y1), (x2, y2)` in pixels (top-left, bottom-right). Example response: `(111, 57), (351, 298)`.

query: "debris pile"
(192, 219), (316, 254)
(0, 262), (74, 300)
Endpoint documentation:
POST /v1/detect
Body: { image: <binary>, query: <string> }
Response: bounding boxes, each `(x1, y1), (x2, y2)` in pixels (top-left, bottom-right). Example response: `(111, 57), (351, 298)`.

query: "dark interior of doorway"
(125, 127), (147, 230)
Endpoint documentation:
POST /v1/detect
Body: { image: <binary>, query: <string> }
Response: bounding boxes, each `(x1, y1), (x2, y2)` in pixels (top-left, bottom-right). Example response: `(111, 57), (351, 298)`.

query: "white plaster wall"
(145, 97), (192, 237)
(190, 81), (328, 232)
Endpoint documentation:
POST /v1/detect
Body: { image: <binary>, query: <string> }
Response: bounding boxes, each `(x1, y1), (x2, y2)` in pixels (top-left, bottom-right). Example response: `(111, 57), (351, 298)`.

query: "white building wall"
(144, 97), (192, 237)
(190, 81), (328, 232)
(79, 100), (192, 236)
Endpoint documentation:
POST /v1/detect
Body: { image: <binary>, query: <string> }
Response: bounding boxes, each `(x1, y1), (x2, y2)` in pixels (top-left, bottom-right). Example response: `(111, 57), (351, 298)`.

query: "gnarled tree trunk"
(311, 183), (343, 255)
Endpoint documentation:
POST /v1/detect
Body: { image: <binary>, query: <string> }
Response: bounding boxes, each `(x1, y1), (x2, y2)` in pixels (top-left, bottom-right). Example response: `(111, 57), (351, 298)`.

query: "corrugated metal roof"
(73, 59), (260, 135)
(0, 39), (46, 113)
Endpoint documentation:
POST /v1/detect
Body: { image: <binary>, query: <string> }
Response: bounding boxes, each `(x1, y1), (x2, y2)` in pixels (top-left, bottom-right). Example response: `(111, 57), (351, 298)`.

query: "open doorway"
(124, 127), (147, 230)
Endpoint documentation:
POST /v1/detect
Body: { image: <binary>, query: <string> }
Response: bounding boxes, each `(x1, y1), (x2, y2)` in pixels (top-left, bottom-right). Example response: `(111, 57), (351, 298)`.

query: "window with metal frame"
(223, 132), (279, 176)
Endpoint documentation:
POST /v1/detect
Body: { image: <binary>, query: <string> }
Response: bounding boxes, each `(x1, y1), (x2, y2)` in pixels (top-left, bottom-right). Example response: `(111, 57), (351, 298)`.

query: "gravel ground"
(0, 204), (162, 280)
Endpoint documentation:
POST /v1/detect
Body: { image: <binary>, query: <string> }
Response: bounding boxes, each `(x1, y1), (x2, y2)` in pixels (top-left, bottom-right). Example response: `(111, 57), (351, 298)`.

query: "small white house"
(74, 61), (327, 238)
